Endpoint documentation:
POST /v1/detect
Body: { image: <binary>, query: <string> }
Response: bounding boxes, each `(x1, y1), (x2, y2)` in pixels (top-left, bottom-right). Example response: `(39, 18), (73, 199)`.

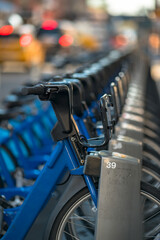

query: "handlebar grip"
(21, 84), (45, 95)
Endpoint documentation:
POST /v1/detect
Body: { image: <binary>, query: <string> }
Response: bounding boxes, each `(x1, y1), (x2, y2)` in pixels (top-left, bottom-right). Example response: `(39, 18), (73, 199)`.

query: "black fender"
(24, 175), (86, 240)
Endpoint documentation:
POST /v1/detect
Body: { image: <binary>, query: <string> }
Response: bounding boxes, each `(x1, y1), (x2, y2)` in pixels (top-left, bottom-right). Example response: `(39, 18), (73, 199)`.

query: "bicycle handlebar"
(21, 84), (45, 96)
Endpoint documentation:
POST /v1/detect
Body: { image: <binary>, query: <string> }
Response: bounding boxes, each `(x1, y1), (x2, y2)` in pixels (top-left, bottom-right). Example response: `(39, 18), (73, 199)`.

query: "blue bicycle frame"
(0, 48), (131, 239)
(2, 140), (97, 240)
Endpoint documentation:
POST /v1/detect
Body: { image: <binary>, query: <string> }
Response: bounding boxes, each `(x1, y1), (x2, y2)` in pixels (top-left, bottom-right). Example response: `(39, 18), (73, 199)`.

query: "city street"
(0, 72), (29, 107)
(0, 0), (160, 239)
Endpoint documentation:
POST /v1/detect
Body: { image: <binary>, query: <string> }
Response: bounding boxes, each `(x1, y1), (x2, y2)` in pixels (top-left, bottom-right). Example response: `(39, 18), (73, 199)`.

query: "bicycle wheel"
(49, 182), (160, 240)
(142, 160), (160, 189)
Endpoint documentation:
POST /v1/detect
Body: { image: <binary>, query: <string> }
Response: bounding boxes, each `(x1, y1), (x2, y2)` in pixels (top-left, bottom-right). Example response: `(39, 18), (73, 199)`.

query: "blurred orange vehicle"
(0, 24), (45, 70)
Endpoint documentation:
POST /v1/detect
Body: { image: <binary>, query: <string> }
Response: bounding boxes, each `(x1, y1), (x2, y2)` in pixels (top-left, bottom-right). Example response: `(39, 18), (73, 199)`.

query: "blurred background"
(0, 0), (160, 105)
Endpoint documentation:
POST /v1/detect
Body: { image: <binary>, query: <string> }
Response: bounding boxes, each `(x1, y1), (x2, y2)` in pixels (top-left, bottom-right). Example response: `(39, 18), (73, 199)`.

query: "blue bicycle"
(0, 81), (159, 240)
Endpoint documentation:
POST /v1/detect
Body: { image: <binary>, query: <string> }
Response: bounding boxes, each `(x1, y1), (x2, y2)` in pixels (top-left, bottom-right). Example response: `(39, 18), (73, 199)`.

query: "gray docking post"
(95, 151), (142, 240)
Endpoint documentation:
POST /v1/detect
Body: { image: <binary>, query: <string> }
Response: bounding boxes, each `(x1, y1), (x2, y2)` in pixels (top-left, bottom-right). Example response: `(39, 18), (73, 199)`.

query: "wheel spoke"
(73, 213), (95, 226)
(52, 184), (160, 240)
(144, 223), (160, 239)
(67, 220), (94, 230)
(64, 230), (80, 240)
(143, 210), (160, 223)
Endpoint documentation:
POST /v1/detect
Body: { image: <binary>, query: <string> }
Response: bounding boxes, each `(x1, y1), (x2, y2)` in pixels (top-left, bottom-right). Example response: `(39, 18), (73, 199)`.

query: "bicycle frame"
(0, 48), (135, 239)
(1, 139), (97, 240)
(0, 86), (103, 189)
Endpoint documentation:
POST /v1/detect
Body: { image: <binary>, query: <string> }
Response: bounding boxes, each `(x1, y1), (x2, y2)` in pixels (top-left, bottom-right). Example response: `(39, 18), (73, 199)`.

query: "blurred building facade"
(6, 0), (87, 20)
(56, 0), (87, 19)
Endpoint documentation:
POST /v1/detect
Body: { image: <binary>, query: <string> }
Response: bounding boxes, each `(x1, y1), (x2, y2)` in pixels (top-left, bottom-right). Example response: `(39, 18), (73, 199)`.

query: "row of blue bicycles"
(0, 45), (159, 240)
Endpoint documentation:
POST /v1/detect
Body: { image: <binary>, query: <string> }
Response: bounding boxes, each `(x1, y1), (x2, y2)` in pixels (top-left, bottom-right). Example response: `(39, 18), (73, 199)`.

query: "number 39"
(106, 162), (116, 169)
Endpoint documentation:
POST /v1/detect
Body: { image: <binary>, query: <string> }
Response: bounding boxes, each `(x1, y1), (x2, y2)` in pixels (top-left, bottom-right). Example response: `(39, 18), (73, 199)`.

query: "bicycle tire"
(142, 159), (160, 175)
(142, 159), (160, 184)
(49, 181), (160, 240)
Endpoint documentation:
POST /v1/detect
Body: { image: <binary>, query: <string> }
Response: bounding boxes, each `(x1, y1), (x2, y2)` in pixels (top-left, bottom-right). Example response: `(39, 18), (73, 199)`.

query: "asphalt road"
(0, 73), (30, 108)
